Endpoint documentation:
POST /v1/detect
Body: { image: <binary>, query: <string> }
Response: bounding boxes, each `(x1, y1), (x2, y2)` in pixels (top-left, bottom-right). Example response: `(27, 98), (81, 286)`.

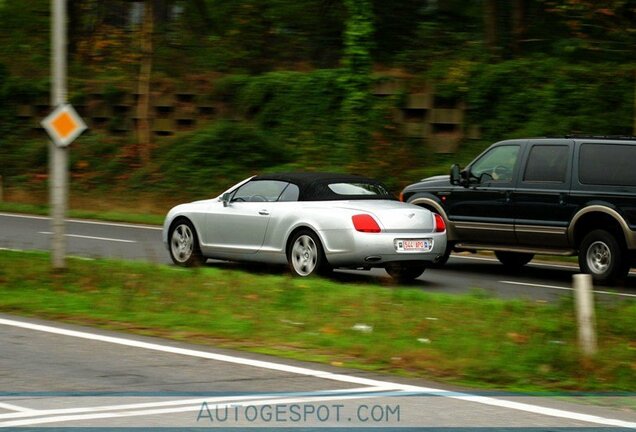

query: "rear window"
(579, 144), (636, 186)
(327, 182), (390, 196)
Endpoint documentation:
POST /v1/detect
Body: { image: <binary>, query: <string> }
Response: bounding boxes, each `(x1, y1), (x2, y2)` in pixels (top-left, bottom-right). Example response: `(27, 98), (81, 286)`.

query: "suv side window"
(470, 145), (520, 183)
(523, 145), (569, 183)
(580, 143), (636, 186)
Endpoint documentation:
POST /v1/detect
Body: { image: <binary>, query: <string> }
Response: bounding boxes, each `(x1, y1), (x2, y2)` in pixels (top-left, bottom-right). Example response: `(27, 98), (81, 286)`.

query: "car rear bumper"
(320, 229), (447, 267)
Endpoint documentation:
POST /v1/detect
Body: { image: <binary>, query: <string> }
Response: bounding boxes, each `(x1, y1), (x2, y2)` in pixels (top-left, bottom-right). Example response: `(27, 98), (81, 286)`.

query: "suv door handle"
(259, 210), (270, 216)
(559, 193), (567, 205)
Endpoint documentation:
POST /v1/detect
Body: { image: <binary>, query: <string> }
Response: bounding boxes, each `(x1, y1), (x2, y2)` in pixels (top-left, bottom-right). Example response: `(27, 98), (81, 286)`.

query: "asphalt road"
(1, 314), (634, 429)
(0, 212), (635, 428)
(1, 212), (635, 302)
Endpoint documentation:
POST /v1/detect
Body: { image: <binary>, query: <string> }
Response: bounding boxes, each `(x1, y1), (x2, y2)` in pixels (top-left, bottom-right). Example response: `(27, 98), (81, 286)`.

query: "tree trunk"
(484, 0), (498, 57)
(137, 0), (154, 165)
(511, 0), (525, 55)
(193, 0), (212, 32)
(67, 0), (82, 55)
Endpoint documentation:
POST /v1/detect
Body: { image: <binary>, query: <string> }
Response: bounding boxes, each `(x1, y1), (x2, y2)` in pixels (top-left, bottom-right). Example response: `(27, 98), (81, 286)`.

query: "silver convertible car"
(162, 173), (447, 281)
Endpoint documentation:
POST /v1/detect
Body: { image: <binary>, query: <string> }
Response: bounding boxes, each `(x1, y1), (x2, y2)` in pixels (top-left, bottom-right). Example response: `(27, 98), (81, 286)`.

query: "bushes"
(2, 60), (635, 201)
(466, 58), (635, 139)
(160, 121), (286, 195)
(219, 70), (345, 156)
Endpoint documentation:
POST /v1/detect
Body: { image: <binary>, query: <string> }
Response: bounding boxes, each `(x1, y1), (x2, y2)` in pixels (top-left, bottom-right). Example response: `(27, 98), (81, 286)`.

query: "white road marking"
(500, 280), (636, 298)
(0, 403), (34, 413)
(38, 232), (137, 244)
(452, 254), (636, 274)
(0, 212), (162, 231)
(0, 391), (400, 427)
(451, 254), (578, 270)
(0, 387), (389, 421)
(0, 317), (634, 429)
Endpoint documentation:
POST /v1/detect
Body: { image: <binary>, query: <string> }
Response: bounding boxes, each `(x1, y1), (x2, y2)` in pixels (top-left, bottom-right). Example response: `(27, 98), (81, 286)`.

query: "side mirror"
(221, 192), (231, 207)
(450, 164), (461, 186)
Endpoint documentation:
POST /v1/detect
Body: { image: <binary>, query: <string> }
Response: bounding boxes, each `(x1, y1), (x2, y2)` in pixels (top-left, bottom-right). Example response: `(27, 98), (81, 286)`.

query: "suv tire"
(494, 251), (534, 268)
(579, 229), (629, 284)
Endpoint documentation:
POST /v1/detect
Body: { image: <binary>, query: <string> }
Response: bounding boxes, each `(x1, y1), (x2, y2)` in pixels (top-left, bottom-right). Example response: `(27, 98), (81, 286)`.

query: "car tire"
(494, 251), (534, 268)
(578, 229), (629, 284)
(288, 230), (327, 277)
(168, 219), (205, 267)
(385, 262), (426, 283)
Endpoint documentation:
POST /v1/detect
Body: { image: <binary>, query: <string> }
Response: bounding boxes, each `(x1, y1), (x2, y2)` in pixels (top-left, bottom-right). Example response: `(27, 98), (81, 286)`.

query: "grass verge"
(0, 249), (634, 393)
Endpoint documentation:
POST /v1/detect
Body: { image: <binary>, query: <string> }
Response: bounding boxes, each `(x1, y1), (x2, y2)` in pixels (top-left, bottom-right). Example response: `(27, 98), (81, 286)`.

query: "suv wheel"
(494, 251), (534, 268)
(579, 230), (629, 284)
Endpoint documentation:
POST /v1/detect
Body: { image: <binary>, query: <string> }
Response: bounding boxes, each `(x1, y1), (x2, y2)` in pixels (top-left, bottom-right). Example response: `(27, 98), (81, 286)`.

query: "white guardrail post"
(573, 274), (598, 357)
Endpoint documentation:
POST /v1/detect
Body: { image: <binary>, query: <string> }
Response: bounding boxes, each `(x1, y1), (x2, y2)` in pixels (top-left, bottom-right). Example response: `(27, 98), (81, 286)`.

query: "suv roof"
(561, 135), (636, 141)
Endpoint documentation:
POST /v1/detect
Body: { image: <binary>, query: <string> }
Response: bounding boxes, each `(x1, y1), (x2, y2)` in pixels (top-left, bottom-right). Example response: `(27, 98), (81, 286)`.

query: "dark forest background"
(0, 0), (634, 207)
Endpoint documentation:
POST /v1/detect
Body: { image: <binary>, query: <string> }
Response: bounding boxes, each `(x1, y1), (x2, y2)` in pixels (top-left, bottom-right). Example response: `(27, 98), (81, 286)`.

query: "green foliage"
(540, 0), (636, 61)
(213, 70), (349, 171)
(395, 4), (485, 72)
(0, 70), (48, 180)
(0, 63), (11, 178)
(340, 0), (374, 158)
(0, 62), (8, 125)
(168, 0), (345, 73)
(210, 70), (419, 191)
(1, 1), (635, 201)
(160, 121), (285, 195)
(0, 0), (49, 77)
(467, 58), (635, 139)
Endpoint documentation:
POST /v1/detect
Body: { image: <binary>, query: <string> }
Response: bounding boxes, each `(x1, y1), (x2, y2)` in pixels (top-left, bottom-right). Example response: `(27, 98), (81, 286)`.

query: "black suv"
(401, 137), (636, 284)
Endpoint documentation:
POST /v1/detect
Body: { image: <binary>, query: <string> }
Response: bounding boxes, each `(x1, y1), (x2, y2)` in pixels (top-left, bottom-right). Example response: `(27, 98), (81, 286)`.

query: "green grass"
(0, 201), (164, 225)
(0, 250), (634, 393)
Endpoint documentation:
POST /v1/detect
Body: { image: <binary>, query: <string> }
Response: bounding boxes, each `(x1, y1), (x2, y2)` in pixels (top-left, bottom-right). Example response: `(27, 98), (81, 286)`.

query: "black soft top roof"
(252, 172), (395, 201)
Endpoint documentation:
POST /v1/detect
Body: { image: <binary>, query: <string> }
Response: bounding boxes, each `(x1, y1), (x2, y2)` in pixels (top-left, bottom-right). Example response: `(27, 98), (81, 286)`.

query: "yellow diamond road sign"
(41, 104), (87, 147)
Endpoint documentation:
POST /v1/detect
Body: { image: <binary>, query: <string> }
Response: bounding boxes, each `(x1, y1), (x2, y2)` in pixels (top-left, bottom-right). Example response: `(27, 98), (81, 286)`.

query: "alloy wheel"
(291, 234), (318, 276)
(171, 224), (194, 263)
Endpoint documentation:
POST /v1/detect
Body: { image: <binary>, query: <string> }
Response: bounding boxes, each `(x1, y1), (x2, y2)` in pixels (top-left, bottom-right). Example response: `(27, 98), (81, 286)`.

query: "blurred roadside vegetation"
(0, 1), (634, 212)
(1, 249), (635, 392)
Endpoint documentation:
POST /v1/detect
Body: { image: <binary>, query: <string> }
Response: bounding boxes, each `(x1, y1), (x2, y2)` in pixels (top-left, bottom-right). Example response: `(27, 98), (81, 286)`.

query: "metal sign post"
(50, 0), (68, 270)
(44, 1), (87, 270)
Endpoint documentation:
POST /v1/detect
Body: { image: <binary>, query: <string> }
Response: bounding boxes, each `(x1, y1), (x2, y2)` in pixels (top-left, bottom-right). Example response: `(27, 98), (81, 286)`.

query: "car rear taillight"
(433, 213), (446, 232)
(399, 192), (405, 202)
(352, 214), (381, 233)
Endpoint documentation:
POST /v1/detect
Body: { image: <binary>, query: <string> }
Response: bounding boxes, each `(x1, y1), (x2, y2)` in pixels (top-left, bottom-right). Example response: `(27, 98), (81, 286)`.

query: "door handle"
(259, 210), (270, 216)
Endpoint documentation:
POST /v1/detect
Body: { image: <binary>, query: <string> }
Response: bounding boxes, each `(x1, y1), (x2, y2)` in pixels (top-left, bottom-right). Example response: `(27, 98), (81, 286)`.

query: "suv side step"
(455, 243), (576, 256)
